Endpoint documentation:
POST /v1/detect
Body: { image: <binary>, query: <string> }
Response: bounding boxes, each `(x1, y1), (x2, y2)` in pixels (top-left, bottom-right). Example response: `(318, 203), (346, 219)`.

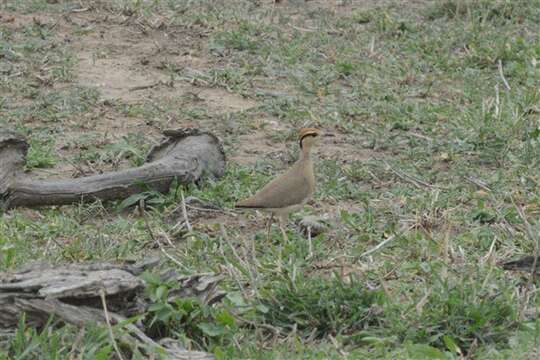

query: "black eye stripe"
(301, 133), (318, 140)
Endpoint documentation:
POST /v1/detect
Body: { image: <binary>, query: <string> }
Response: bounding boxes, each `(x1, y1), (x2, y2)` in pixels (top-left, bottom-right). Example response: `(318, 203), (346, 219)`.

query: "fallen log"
(0, 258), (225, 359)
(0, 128), (226, 209)
(501, 255), (540, 276)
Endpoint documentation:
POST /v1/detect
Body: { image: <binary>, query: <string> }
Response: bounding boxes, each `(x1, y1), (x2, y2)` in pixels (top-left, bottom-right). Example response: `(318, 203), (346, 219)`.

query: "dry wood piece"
(0, 259), (224, 360)
(0, 128), (226, 210)
(501, 256), (540, 276)
(0, 130), (28, 195)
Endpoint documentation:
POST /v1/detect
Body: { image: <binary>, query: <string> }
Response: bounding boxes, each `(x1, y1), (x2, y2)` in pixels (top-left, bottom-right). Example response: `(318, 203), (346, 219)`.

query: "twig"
(70, 7), (90, 13)
(307, 226), (313, 259)
(129, 80), (169, 92)
(415, 288), (432, 315)
(106, 312), (214, 359)
(481, 261), (495, 291)
(289, 24), (317, 32)
(220, 224), (258, 296)
(356, 224), (414, 260)
(157, 240), (186, 270)
(178, 196), (238, 217)
(231, 312), (281, 337)
(139, 202), (188, 271)
(369, 35), (375, 56)
(514, 202), (539, 288)
(223, 264), (247, 298)
(100, 290), (125, 360)
(170, 220), (186, 233)
(67, 328), (86, 358)
(482, 236), (498, 265)
(465, 176), (492, 192)
(383, 160), (446, 190)
(328, 334), (348, 356)
(156, 230), (189, 271)
(180, 68), (211, 86)
(180, 190), (193, 233)
(494, 84), (500, 118)
(159, 229), (175, 246)
(239, 235), (260, 294)
(185, 204), (236, 216)
(498, 59), (511, 91)
(220, 224), (246, 269)
(465, 339), (478, 360)
(408, 132), (433, 142)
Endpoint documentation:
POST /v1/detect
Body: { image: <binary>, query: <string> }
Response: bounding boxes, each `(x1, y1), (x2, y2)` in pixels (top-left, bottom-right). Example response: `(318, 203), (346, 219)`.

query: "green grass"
(1, 0), (539, 358)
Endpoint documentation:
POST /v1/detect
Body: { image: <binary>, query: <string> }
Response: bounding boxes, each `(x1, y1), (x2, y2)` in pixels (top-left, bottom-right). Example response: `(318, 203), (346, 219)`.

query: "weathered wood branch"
(0, 259), (224, 359)
(0, 128), (226, 209)
(501, 256), (540, 276)
(0, 130), (28, 195)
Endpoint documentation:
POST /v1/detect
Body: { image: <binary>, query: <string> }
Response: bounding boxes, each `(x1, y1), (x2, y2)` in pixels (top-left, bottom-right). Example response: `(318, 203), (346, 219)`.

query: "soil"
(2, 1), (378, 243)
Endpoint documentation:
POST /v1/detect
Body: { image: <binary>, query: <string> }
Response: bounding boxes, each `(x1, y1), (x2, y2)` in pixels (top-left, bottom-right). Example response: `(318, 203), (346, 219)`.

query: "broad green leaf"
(443, 335), (461, 354)
(156, 285), (168, 301)
(198, 323), (227, 337)
(407, 344), (448, 359)
(216, 310), (236, 328)
(94, 345), (113, 360)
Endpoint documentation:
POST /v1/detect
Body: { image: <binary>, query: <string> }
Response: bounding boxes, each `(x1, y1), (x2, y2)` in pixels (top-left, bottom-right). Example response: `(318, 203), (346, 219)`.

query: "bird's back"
(236, 160), (314, 210)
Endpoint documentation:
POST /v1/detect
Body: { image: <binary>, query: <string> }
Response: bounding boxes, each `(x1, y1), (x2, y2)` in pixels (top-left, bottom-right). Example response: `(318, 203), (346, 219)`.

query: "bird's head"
(298, 128), (321, 149)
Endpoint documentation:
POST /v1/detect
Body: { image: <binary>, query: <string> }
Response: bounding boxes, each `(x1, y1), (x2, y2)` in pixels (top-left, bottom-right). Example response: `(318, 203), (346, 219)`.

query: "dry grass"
(1, 0), (539, 358)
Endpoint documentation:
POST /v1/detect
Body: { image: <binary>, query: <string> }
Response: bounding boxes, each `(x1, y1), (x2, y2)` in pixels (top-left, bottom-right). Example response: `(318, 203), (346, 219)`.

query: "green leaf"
(529, 127), (540, 140)
(148, 303), (165, 312)
(407, 344), (447, 359)
(226, 292), (245, 307)
(216, 310), (236, 328)
(213, 346), (226, 360)
(178, 298), (198, 313)
(115, 315), (142, 328)
(156, 307), (173, 322)
(94, 345), (113, 360)
(198, 323), (228, 337)
(360, 336), (391, 345)
(156, 285), (168, 301)
(256, 304), (269, 314)
(118, 192), (147, 210)
(443, 335), (461, 354)
(140, 271), (161, 286)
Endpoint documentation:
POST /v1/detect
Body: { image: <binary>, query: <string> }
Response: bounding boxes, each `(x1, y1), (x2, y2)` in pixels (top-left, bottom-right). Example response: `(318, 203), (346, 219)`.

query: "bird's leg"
(266, 213), (274, 241)
(278, 214), (288, 243)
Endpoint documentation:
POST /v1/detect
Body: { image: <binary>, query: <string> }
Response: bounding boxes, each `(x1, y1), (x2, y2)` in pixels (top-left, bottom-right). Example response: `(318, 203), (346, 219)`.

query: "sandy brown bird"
(235, 128), (321, 241)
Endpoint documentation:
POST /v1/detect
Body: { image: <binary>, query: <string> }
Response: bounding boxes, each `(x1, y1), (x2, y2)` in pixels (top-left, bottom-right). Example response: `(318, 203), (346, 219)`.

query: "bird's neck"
(299, 145), (312, 162)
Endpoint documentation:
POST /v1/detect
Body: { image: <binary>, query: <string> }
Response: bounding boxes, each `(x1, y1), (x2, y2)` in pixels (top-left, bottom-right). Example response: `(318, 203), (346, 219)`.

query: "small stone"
(298, 215), (329, 237)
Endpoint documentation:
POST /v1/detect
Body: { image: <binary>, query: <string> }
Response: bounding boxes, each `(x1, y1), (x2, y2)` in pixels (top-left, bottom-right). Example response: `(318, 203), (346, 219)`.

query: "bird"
(235, 128), (321, 241)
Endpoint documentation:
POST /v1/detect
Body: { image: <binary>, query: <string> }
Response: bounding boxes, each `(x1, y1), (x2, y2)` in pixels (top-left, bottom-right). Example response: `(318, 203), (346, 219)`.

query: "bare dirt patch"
(63, 11), (257, 110)
(75, 50), (166, 102)
(197, 88), (257, 112)
(0, 11), (54, 28)
(70, 21), (170, 103)
(319, 135), (375, 163)
(230, 131), (280, 165)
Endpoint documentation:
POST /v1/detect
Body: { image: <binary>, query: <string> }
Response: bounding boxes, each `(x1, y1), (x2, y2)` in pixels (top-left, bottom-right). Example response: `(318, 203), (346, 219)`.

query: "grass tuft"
(259, 273), (383, 338)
